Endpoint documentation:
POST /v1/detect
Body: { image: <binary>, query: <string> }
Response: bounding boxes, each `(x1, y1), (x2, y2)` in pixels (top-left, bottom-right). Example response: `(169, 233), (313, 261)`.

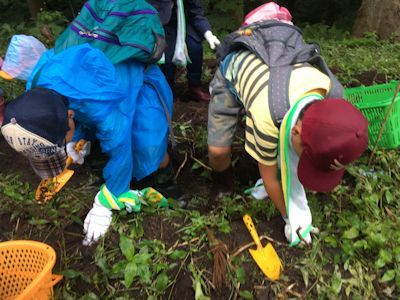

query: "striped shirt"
(223, 50), (331, 165)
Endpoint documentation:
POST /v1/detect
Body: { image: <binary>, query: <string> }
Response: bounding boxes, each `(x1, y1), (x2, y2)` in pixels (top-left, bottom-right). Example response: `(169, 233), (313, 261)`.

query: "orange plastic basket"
(0, 240), (63, 300)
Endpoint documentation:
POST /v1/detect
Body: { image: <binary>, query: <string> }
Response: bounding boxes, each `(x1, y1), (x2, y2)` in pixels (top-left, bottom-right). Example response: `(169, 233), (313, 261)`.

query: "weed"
(1, 20), (400, 299)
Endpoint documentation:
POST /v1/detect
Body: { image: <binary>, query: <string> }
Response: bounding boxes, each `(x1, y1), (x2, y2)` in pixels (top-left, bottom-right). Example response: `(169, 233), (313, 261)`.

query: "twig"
(232, 282), (241, 300)
(190, 154), (212, 171)
(177, 113), (187, 122)
(226, 253), (236, 273)
(286, 287), (304, 298)
(286, 283), (296, 290)
(282, 283), (304, 298)
(202, 270), (216, 290)
(259, 235), (287, 246)
(296, 227), (311, 249)
(384, 206), (397, 221)
(368, 81), (400, 166)
(305, 279), (319, 297)
(230, 241), (255, 258)
(230, 235), (286, 258)
(43, 226), (56, 243)
(167, 253), (190, 300)
(116, 287), (140, 293)
(227, 281), (236, 300)
(173, 237), (200, 248)
(174, 151), (188, 180)
(28, 225), (33, 239)
(63, 231), (83, 237)
(15, 217), (20, 233)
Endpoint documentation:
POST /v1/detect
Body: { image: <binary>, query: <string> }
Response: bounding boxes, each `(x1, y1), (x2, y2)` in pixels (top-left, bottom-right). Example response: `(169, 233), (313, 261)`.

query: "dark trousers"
(161, 33), (204, 90)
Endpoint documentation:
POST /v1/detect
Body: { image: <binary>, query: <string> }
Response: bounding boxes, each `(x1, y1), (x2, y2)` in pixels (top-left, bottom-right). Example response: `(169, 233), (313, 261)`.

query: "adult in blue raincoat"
(1, 44), (181, 246)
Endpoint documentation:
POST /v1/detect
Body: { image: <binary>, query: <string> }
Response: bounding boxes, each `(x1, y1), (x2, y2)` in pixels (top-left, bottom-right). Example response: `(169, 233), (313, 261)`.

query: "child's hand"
(204, 31), (221, 50)
(83, 193), (112, 246)
(66, 141), (91, 165)
(118, 190), (142, 213)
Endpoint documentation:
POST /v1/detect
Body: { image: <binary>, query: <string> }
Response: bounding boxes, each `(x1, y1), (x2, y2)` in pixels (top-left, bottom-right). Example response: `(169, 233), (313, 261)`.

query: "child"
(147, 0), (220, 102)
(2, 0), (185, 247)
(207, 3), (368, 246)
(1, 44), (181, 246)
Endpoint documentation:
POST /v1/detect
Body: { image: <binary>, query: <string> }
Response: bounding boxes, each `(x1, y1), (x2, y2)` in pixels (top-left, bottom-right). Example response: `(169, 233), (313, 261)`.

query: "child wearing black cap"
(1, 0), (186, 247)
(2, 88), (70, 178)
(1, 44), (182, 246)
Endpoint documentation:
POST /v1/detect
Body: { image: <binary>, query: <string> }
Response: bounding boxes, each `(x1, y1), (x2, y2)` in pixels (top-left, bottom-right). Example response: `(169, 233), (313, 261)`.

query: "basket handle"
(44, 274), (63, 288)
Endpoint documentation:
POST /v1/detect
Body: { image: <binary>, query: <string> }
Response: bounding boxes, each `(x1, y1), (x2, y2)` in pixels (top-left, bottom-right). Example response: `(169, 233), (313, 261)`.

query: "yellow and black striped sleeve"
(228, 51), (279, 165)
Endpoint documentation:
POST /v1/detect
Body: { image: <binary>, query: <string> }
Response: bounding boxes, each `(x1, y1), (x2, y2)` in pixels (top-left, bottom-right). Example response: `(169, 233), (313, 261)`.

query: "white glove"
(284, 224), (319, 246)
(83, 193), (112, 246)
(204, 30), (220, 50)
(66, 141), (91, 165)
(251, 178), (268, 200)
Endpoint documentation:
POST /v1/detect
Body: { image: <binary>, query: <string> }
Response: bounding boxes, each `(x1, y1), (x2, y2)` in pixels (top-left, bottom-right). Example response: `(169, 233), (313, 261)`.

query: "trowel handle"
(243, 214), (262, 247)
(65, 156), (73, 168)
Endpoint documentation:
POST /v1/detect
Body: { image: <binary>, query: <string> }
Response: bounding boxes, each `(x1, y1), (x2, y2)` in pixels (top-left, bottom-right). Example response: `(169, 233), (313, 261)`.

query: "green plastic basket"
(344, 81), (400, 149)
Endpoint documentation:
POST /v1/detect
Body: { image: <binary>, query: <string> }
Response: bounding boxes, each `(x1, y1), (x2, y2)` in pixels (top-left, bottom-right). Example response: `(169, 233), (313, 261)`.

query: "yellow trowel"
(243, 214), (282, 281)
(35, 139), (88, 203)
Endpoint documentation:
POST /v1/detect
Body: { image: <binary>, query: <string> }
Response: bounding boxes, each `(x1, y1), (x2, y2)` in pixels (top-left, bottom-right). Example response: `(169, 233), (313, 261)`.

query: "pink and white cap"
(243, 2), (293, 26)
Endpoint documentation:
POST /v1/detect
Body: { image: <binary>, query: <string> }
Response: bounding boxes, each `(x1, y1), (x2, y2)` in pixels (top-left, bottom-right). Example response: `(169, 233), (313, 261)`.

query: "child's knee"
(208, 145), (231, 161)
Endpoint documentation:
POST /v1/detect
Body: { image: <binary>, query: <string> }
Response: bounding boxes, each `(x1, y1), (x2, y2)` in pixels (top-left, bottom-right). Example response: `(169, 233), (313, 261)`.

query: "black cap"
(2, 88), (69, 146)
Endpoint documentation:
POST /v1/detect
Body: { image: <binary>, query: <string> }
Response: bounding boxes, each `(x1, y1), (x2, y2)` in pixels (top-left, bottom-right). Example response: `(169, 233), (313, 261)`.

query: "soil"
(0, 65), (382, 299)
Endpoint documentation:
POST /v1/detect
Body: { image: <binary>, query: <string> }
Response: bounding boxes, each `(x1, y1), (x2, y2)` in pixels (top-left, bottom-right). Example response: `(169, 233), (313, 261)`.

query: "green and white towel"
(279, 94), (323, 246)
(172, 0), (191, 66)
(245, 178), (268, 200)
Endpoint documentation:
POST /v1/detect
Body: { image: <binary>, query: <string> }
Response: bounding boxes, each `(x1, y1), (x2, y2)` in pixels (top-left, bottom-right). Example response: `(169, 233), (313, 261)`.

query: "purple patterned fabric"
(84, 2), (155, 23)
(70, 24), (151, 52)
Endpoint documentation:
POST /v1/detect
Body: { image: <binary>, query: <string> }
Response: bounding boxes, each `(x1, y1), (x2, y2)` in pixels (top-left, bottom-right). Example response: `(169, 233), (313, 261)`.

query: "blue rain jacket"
(27, 44), (172, 196)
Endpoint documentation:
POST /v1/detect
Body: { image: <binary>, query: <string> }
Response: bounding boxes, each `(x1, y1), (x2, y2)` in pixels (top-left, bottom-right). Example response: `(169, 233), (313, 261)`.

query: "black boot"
(209, 166), (234, 208)
(187, 83), (210, 103)
(154, 162), (187, 208)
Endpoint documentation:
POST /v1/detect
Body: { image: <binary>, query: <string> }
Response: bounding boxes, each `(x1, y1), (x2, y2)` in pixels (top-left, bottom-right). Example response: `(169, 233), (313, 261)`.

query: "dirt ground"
(0, 89), (294, 299)
(0, 106), (287, 300)
(0, 66), (384, 299)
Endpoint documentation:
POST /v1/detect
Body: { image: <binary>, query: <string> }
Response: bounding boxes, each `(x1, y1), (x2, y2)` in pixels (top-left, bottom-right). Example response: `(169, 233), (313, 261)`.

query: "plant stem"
(230, 235), (285, 258)
(191, 153), (212, 171)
